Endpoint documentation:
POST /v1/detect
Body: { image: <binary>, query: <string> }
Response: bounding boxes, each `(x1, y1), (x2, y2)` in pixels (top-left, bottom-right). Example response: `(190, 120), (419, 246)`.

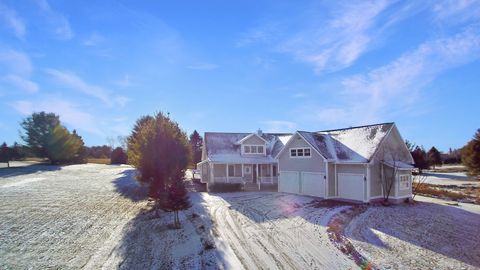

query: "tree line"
(407, 129), (480, 176)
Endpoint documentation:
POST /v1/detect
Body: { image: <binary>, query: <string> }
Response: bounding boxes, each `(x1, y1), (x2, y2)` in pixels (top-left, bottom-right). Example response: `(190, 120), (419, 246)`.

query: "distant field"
(87, 158), (111, 164)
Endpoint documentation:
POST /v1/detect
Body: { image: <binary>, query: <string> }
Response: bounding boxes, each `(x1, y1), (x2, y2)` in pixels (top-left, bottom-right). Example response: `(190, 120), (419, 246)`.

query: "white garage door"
(301, 172), (325, 197)
(338, 173), (364, 202)
(278, 171), (300, 193)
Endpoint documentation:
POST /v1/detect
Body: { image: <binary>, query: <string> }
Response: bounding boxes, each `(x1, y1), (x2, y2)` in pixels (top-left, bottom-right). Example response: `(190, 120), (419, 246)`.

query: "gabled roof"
(298, 123), (394, 163)
(235, 133), (268, 144)
(203, 132), (292, 164)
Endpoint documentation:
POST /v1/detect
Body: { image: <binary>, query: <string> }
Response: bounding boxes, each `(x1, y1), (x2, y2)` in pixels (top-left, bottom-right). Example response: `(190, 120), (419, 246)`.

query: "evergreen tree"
(0, 142), (14, 167)
(462, 129), (480, 177)
(427, 147), (442, 169)
(111, 147), (128, 164)
(411, 146), (429, 173)
(189, 130), (203, 165)
(158, 180), (191, 228)
(127, 112), (192, 226)
(21, 112), (84, 164)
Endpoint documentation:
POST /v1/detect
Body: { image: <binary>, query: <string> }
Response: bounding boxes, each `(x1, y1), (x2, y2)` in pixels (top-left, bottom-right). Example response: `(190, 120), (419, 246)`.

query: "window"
(290, 147), (311, 158)
(399, 175), (410, 190)
(228, 165), (235, 177)
(243, 145), (265, 155)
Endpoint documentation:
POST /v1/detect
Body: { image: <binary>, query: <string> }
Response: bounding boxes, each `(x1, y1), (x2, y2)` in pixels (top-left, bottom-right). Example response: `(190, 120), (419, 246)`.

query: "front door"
(253, 164), (257, 183)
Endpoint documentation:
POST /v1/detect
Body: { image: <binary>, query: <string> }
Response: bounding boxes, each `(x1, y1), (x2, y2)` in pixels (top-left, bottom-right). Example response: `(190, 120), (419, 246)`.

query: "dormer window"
(243, 145), (265, 155)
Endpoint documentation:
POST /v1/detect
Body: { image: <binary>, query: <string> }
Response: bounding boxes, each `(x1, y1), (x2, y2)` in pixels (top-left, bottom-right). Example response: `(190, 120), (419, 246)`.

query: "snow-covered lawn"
(346, 196), (480, 269)
(422, 171), (480, 186)
(2, 164), (479, 269)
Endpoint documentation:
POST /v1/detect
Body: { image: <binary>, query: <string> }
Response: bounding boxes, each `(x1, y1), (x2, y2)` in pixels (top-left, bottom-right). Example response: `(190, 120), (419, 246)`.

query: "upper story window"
(243, 144), (265, 155)
(290, 147), (311, 158)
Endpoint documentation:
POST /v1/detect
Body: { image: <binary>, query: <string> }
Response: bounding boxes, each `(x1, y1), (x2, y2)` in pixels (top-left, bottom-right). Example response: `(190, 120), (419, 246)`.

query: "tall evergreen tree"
(21, 112), (84, 164)
(127, 112), (192, 227)
(427, 147), (442, 169)
(412, 146), (429, 173)
(462, 129), (480, 177)
(0, 143), (14, 167)
(189, 130), (203, 165)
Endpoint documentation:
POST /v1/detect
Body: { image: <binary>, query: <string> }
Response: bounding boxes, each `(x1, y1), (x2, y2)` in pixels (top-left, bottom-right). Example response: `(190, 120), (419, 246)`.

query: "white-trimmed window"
(243, 145), (265, 155)
(290, 147), (311, 158)
(228, 165), (235, 177)
(399, 175), (411, 190)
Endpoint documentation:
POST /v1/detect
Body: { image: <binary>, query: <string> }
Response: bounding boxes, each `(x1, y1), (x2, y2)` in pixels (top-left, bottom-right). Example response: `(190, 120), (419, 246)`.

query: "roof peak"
(316, 122), (394, 133)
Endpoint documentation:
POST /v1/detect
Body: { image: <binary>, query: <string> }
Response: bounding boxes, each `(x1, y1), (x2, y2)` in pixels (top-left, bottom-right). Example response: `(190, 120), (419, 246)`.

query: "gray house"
(197, 123), (414, 203)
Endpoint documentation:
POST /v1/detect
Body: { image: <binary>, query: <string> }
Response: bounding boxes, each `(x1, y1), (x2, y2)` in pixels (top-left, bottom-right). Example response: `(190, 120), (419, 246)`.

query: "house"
(197, 122), (414, 203)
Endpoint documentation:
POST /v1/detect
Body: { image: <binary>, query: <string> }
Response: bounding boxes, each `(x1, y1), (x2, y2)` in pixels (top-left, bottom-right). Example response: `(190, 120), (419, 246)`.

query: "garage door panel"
(301, 172), (325, 197)
(338, 173), (364, 201)
(279, 171), (300, 193)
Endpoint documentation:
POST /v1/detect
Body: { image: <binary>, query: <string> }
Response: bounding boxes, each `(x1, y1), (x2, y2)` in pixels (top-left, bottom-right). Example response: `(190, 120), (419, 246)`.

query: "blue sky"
(0, 0), (479, 151)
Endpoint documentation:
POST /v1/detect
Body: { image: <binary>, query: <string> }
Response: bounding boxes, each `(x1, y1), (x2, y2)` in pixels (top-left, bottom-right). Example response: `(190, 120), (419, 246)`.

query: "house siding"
(369, 160), (383, 197)
(328, 163), (336, 197)
(243, 135), (265, 145)
(213, 164), (227, 177)
(278, 133), (325, 173)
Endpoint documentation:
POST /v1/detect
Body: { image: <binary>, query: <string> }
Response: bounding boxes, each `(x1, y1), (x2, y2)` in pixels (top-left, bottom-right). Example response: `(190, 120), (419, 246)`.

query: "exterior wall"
(278, 133), (325, 173)
(242, 135), (265, 145)
(213, 164), (226, 177)
(328, 163), (336, 197)
(199, 162), (211, 183)
(369, 125), (413, 200)
(396, 171), (412, 197)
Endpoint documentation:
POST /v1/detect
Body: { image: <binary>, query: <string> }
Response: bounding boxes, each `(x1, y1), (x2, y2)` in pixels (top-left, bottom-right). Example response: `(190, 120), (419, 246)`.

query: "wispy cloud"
(113, 74), (132, 88)
(279, 0), (391, 74)
(187, 63), (219, 70)
(35, 0), (73, 40)
(45, 68), (129, 107)
(2, 74), (38, 93)
(307, 26), (480, 126)
(82, 32), (105, 47)
(0, 49), (38, 93)
(12, 98), (102, 135)
(0, 2), (26, 39)
(262, 120), (297, 133)
(433, 0), (480, 22)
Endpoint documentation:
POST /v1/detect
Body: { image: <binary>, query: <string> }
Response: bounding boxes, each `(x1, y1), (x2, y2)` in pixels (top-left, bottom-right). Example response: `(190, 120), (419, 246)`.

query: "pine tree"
(0, 142), (13, 167)
(462, 129), (480, 177)
(189, 130), (203, 165)
(427, 147), (442, 169)
(412, 146), (429, 173)
(111, 147), (128, 164)
(127, 112), (192, 227)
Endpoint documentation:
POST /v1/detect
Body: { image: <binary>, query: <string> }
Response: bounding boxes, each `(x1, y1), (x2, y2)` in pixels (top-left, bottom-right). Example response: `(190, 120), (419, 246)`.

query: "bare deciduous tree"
(412, 174), (428, 200)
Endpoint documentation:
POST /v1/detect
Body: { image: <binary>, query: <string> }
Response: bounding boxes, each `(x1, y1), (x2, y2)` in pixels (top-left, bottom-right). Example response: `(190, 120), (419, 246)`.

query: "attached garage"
(300, 172), (325, 197)
(279, 171), (326, 198)
(337, 173), (365, 202)
(278, 171), (300, 193)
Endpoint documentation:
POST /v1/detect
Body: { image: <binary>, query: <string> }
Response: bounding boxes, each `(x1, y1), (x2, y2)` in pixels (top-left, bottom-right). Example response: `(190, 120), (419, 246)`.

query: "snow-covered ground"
(2, 164), (479, 269)
(422, 171), (480, 186)
(346, 196), (480, 269)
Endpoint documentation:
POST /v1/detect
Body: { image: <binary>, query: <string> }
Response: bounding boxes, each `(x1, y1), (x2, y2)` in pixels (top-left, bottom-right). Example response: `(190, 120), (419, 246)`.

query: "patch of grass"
(87, 158), (111, 165)
(416, 183), (480, 204)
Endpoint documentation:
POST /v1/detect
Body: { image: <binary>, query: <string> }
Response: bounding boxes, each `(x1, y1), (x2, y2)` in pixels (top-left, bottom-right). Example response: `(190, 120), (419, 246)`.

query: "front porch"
(211, 163), (278, 187)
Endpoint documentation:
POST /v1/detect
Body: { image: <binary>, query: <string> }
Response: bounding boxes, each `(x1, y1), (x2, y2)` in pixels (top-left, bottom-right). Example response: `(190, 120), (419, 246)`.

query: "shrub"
(208, 183), (242, 192)
(111, 147), (128, 164)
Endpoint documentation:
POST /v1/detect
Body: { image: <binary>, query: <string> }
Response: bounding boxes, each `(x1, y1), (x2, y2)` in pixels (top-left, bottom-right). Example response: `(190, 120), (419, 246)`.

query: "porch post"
(241, 164), (244, 183)
(270, 164), (273, 183)
(257, 164), (260, 190)
(210, 163), (214, 183)
(226, 163), (229, 183)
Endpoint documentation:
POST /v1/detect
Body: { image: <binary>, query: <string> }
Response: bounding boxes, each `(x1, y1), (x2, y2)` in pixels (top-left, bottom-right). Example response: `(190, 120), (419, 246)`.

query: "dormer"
(237, 131), (267, 156)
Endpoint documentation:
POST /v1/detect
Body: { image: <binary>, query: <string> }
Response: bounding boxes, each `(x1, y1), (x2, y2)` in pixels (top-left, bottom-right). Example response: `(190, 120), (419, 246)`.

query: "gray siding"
(336, 164), (366, 175)
(278, 133), (325, 173)
(327, 163), (335, 197)
(199, 162), (211, 183)
(243, 135), (265, 145)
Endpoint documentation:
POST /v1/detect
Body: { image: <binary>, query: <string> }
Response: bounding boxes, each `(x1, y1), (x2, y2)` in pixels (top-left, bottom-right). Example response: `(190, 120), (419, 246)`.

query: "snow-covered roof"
(298, 123), (394, 163)
(203, 123), (395, 164)
(204, 132), (292, 164)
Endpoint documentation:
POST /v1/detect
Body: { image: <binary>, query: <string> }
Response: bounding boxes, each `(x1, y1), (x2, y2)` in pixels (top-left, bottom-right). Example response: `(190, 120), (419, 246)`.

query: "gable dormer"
(237, 131), (267, 156)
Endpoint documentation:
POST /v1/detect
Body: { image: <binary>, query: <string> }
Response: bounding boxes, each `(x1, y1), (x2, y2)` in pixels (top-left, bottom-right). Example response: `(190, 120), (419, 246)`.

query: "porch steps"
(244, 182), (260, 192)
